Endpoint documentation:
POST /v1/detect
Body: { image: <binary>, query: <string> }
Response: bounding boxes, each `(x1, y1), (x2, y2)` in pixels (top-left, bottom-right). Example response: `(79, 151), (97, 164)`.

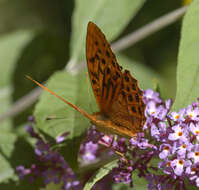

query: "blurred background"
(0, 0), (189, 188)
(0, 0), (186, 129)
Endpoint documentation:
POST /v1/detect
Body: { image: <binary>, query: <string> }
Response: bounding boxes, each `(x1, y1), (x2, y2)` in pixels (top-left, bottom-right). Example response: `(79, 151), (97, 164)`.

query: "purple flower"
(186, 105), (199, 121)
(81, 141), (98, 163)
(176, 142), (192, 157)
(111, 89), (199, 189)
(190, 123), (199, 141)
(18, 89), (199, 190)
(16, 166), (31, 179)
(62, 173), (80, 190)
(16, 125), (80, 190)
(112, 159), (134, 186)
(168, 124), (188, 142)
(188, 145), (199, 164)
(196, 177), (199, 187)
(28, 115), (35, 122)
(146, 174), (161, 190)
(112, 138), (127, 153)
(56, 132), (70, 143)
(159, 144), (171, 160)
(170, 109), (185, 122)
(171, 159), (185, 176)
(143, 89), (162, 103)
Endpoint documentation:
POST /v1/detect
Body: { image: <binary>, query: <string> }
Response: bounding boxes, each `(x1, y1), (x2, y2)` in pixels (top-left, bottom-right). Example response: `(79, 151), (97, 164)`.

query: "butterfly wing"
(86, 22), (145, 136)
(109, 70), (146, 134)
(86, 22), (123, 114)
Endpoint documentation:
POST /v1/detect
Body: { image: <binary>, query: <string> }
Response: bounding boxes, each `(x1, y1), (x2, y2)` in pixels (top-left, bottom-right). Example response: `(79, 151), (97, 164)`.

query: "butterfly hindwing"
(108, 70), (146, 134)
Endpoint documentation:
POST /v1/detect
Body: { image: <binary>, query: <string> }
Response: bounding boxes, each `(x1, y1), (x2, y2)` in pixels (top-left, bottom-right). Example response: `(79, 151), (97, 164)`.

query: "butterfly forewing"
(86, 22), (123, 114)
(86, 22), (145, 136)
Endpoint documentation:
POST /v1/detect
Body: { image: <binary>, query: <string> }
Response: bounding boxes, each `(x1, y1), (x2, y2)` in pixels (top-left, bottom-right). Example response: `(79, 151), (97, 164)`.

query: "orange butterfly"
(27, 22), (145, 138)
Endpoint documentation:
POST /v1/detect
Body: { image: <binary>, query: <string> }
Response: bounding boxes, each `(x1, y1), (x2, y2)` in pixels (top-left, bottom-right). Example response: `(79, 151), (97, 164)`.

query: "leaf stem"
(112, 6), (188, 52)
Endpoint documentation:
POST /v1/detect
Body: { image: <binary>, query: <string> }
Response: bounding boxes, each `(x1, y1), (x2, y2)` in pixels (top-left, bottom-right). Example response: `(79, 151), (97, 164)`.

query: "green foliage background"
(0, 0), (198, 189)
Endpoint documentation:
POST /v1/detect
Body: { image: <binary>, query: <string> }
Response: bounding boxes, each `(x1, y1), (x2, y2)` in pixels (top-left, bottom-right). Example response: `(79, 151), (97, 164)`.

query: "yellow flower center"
(175, 115), (179, 119)
(195, 152), (199, 157)
(178, 160), (184, 165)
(181, 144), (186, 149)
(178, 132), (183, 136)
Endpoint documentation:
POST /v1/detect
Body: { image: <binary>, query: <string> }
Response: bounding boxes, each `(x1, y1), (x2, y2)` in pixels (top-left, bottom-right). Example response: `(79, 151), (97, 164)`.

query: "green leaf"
(0, 31), (33, 87)
(117, 54), (161, 90)
(0, 132), (17, 182)
(0, 88), (12, 132)
(68, 0), (146, 69)
(0, 132), (38, 182)
(83, 159), (118, 190)
(34, 70), (96, 139)
(12, 31), (69, 126)
(34, 70), (96, 168)
(0, 31), (33, 131)
(172, 0), (199, 111)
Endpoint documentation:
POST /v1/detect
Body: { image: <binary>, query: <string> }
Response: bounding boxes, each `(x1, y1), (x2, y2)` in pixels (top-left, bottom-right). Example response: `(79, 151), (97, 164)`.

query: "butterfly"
(27, 22), (145, 138)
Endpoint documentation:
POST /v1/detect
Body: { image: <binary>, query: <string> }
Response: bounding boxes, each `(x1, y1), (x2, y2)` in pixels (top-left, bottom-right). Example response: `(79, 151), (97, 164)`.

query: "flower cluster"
(110, 89), (199, 190)
(79, 126), (102, 164)
(16, 117), (81, 190)
(16, 88), (199, 190)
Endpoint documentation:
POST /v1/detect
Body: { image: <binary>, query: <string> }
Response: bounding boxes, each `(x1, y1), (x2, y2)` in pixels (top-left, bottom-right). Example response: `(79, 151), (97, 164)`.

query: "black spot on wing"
(92, 79), (97, 85)
(95, 54), (100, 60)
(95, 41), (99, 46)
(128, 95), (133, 102)
(132, 83), (136, 90)
(90, 71), (99, 80)
(102, 58), (106, 65)
(131, 106), (136, 113)
(112, 61), (115, 67)
(138, 107), (142, 115)
(89, 57), (95, 63)
(106, 67), (110, 74)
(106, 50), (110, 58)
(135, 94), (139, 102)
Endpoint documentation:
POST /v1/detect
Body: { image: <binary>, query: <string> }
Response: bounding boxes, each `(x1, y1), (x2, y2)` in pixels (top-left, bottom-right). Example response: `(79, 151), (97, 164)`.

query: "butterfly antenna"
(26, 75), (93, 121)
